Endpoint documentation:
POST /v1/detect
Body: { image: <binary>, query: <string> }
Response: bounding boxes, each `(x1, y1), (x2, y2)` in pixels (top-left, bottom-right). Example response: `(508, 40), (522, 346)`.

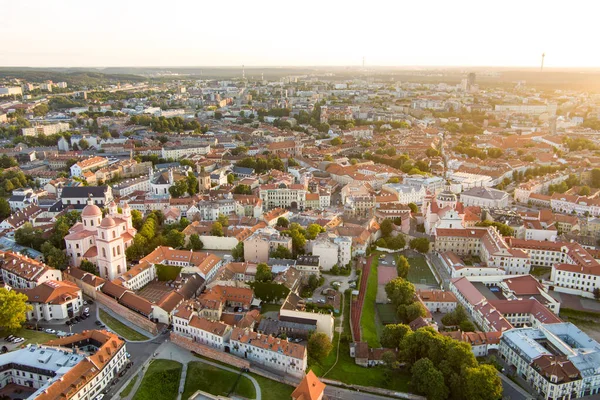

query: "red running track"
(351, 256), (372, 343)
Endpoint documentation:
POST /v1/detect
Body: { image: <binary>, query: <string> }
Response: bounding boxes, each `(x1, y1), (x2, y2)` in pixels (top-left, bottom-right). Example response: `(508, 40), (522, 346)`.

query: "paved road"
(428, 252), (452, 290)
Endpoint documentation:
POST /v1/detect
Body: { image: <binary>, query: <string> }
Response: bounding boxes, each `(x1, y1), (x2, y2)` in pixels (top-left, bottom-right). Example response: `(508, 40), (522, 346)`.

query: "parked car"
(13, 338), (24, 344)
(81, 314), (89, 320)
(74, 316), (81, 322)
(95, 320), (103, 326)
(87, 300), (94, 305)
(66, 320), (72, 326)
(119, 370), (127, 377)
(45, 329), (56, 334)
(5, 335), (14, 341)
(95, 394), (104, 400)
(83, 307), (90, 314)
(83, 300), (88, 305)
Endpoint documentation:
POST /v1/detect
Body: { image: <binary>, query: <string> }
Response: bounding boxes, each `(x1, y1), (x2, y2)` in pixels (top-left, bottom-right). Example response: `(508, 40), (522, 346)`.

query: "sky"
(1, 0), (598, 68)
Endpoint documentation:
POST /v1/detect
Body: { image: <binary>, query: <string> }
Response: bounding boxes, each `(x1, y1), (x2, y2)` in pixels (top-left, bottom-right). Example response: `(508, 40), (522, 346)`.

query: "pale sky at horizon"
(1, 0), (598, 68)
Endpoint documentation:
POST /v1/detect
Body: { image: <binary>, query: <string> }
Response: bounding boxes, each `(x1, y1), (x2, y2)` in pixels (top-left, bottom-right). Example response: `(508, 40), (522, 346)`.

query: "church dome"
(81, 203), (102, 217)
(100, 216), (116, 228)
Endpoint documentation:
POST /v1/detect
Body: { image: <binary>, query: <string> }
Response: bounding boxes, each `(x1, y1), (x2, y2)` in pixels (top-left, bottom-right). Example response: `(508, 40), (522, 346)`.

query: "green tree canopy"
(0, 288), (32, 332)
(255, 263), (273, 282)
(308, 332), (333, 362)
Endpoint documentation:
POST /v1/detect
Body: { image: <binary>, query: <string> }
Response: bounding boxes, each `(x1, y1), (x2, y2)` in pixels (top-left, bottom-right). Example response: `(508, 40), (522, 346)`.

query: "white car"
(95, 395), (104, 400)
(13, 338), (24, 344)
(83, 307), (90, 314)
(45, 329), (56, 334)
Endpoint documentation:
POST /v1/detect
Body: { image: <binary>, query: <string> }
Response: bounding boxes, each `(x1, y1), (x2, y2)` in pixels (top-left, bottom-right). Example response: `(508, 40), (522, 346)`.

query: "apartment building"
(435, 227), (531, 275)
(500, 323), (600, 400)
(0, 330), (127, 400)
(259, 183), (307, 211)
(507, 238), (600, 299)
(69, 156), (109, 177)
(0, 251), (62, 289)
(19, 280), (83, 321)
(21, 122), (70, 137)
(230, 328), (307, 378)
(460, 187), (510, 209)
(244, 228), (293, 263)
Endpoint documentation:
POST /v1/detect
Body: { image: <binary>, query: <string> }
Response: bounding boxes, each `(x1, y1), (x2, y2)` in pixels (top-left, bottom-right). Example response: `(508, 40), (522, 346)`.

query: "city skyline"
(1, 0), (599, 68)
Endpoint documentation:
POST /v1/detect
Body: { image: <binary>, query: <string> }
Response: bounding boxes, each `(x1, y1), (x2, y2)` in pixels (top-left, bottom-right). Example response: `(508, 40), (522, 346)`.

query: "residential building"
(70, 156), (109, 177)
(0, 330), (127, 400)
(244, 228), (293, 263)
(500, 323), (600, 400)
(22, 122), (70, 137)
(19, 280), (82, 321)
(0, 250), (62, 289)
(259, 183), (307, 211)
(460, 187), (510, 209)
(230, 327), (307, 378)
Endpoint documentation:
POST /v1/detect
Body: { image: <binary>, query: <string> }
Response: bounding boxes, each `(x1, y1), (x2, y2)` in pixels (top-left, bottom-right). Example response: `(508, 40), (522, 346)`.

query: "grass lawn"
(360, 257), (381, 347)
(120, 375), (138, 397)
(259, 303), (281, 314)
(248, 372), (295, 400)
(406, 255), (437, 286)
(530, 266), (551, 277)
(0, 328), (56, 348)
(133, 359), (182, 400)
(99, 309), (150, 341)
(182, 362), (256, 400)
(376, 303), (399, 325)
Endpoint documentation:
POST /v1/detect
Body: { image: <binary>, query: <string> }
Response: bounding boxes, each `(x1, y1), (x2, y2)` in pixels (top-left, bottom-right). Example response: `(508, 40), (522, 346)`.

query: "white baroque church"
(64, 197), (136, 280)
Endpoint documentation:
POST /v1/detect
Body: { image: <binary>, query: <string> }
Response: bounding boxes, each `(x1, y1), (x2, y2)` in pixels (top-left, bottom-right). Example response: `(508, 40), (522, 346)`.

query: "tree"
(408, 203), (419, 213)
(306, 224), (324, 240)
(308, 333), (333, 362)
(409, 237), (430, 253)
(380, 219), (394, 237)
(0, 288), (32, 332)
(210, 222), (224, 237)
(381, 324), (411, 349)
(255, 263), (273, 282)
(0, 198), (11, 219)
(475, 221), (514, 237)
(385, 278), (416, 306)
(189, 234), (204, 251)
(233, 184), (252, 195)
(410, 358), (449, 400)
(270, 245), (292, 259)
(381, 351), (398, 369)
(401, 302), (428, 323)
(165, 230), (185, 248)
(396, 255), (410, 279)
(217, 213), (229, 227)
(330, 137), (342, 146)
(579, 186), (591, 196)
(594, 287), (600, 301)
(80, 260), (98, 276)
(79, 139), (90, 150)
(231, 242), (244, 261)
(186, 173), (199, 196)
(276, 217), (289, 228)
(463, 365), (503, 400)
(131, 209), (143, 230)
(41, 242), (68, 270)
(227, 173), (235, 184)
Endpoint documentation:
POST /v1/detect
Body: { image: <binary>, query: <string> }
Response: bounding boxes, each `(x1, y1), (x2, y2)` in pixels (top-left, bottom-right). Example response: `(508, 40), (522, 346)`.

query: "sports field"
(405, 255), (437, 286)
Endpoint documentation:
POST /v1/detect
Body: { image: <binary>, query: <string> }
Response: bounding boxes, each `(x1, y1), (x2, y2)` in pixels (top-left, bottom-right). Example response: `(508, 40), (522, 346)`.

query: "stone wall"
(170, 332), (250, 369)
(96, 292), (158, 335)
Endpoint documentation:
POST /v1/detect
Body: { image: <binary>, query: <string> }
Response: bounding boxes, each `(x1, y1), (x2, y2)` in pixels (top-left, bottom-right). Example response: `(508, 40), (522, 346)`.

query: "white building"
(161, 144), (211, 159)
(259, 183), (307, 211)
(403, 175), (445, 194)
(22, 122), (70, 137)
(0, 251), (62, 289)
(0, 330), (127, 400)
(460, 187), (509, 209)
(500, 323), (600, 400)
(20, 280), (82, 321)
(230, 327), (307, 378)
(309, 234), (352, 270)
(382, 183), (426, 205)
(64, 199), (136, 281)
(70, 156), (109, 177)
